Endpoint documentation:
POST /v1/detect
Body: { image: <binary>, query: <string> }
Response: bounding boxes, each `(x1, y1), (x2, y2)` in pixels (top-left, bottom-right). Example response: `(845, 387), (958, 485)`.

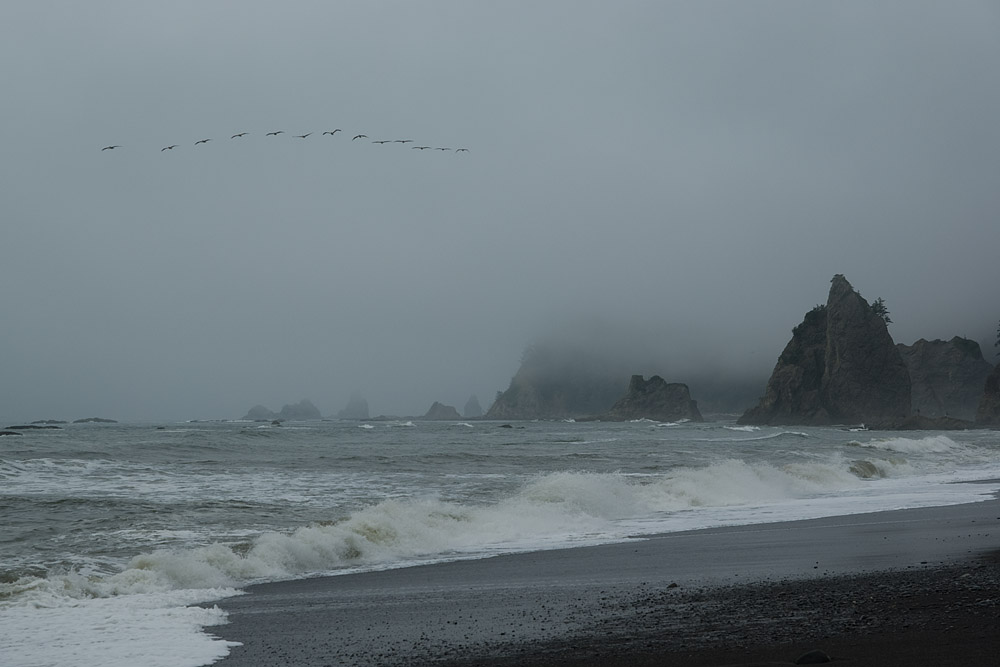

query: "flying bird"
(195, 139), (211, 145)
(265, 131), (284, 136)
(394, 139), (413, 144)
(161, 145), (178, 151)
(322, 130), (341, 135)
(231, 133), (248, 138)
(372, 140), (391, 144)
(435, 147), (452, 151)
(456, 148), (469, 152)
(412, 146), (431, 150)
(295, 133), (312, 139)
(101, 145), (120, 151)
(352, 134), (367, 141)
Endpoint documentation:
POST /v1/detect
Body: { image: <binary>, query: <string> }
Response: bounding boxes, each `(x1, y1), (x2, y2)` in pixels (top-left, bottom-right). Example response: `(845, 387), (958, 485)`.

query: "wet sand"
(208, 496), (999, 666)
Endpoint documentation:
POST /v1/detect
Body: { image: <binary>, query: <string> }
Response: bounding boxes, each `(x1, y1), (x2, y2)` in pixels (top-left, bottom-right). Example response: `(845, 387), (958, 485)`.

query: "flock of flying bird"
(100, 129), (469, 153)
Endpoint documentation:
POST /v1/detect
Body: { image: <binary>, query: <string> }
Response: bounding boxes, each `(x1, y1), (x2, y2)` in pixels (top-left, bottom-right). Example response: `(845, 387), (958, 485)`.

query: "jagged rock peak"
(739, 275), (910, 426)
(600, 375), (703, 422)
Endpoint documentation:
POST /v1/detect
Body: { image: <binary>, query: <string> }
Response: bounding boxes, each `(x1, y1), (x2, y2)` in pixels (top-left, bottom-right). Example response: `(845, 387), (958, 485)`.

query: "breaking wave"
(0, 456), (909, 603)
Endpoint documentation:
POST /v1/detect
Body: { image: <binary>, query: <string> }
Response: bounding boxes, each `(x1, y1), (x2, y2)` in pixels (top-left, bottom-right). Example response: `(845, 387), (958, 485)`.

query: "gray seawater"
(1, 418), (999, 667)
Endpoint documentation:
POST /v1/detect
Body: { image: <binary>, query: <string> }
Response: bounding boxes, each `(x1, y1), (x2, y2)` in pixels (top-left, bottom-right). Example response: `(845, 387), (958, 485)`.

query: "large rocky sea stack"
(739, 275), (911, 426)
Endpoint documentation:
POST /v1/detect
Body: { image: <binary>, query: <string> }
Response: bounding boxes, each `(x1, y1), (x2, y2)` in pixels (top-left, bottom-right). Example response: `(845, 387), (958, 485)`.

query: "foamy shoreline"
(208, 494), (1000, 666)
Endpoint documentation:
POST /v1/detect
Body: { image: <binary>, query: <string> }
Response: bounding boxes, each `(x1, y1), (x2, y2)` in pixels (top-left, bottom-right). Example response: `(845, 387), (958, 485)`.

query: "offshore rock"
(243, 405), (275, 421)
(277, 399), (322, 421)
(976, 363), (1000, 426)
(486, 341), (630, 420)
(599, 375), (703, 422)
(740, 275), (910, 426)
(463, 395), (484, 419)
(337, 393), (370, 420)
(423, 401), (462, 420)
(244, 400), (322, 421)
(897, 337), (993, 421)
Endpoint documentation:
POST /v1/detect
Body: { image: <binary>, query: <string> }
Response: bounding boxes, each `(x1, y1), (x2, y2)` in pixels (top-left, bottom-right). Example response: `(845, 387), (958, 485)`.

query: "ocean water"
(2, 418), (998, 666)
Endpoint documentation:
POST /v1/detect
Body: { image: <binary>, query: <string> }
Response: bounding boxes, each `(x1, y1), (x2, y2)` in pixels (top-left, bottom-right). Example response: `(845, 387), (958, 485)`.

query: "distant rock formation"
(423, 401), (462, 420)
(337, 393), (370, 420)
(897, 337), (993, 421)
(976, 364), (1000, 426)
(739, 275), (911, 426)
(278, 399), (322, 420)
(243, 399), (322, 421)
(244, 405), (275, 421)
(463, 395), (483, 418)
(486, 342), (631, 420)
(598, 375), (703, 422)
(72, 417), (118, 424)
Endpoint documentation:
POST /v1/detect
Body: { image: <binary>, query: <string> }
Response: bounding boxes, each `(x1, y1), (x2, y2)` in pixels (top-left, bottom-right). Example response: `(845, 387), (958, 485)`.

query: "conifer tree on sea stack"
(871, 297), (892, 325)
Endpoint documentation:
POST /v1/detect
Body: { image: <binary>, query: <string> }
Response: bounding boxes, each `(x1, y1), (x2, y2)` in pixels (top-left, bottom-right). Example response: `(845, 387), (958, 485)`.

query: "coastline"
(208, 494), (999, 666)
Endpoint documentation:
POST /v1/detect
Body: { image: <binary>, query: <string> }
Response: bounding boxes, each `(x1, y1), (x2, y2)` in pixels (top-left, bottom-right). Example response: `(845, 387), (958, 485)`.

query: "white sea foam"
(0, 588), (239, 667)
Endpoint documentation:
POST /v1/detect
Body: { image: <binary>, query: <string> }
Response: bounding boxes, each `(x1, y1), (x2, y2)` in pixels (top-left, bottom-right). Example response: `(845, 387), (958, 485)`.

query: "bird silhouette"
(456, 148), (469, 152)
(161, 145), (178, 151)
(195, 139), (211, 145)
(353, 134), (367, 141)
(372, 140), (391, 144)
(101, 145), (120, 151)
(295, 133), (312, 139)
(231, 133), (248, 138)
(394, 139), (413, 144)
(412, 146), (431, 150)
(265, 131), (284, 136)
(435, 147), (451, 151)
(322, 130), (341, 135)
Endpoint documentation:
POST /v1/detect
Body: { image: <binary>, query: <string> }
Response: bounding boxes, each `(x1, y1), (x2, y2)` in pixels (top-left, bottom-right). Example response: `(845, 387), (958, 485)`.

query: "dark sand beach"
(210, 496), (999, 666)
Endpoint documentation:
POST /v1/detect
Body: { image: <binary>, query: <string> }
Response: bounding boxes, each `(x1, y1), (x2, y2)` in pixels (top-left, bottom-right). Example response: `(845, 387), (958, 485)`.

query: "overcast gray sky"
(3, 1), (998, 421)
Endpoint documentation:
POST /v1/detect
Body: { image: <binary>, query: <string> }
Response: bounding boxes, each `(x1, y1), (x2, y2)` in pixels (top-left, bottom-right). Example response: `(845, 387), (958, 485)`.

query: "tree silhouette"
(871, 297), (892, 325)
